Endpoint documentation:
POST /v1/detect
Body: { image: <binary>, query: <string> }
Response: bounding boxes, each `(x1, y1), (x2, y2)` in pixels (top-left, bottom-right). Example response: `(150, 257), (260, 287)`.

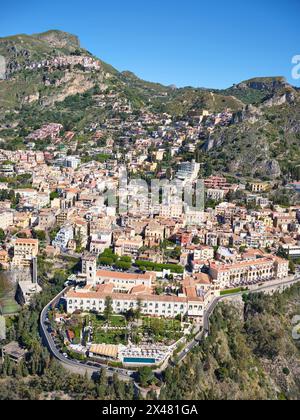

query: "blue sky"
(1, 0), (300, 88)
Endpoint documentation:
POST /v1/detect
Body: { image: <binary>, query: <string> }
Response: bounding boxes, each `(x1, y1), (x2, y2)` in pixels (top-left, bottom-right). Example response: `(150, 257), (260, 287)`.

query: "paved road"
(39, 287), (133, 382)
(174, 276), (300, 364)
(40, 276), (300, 375)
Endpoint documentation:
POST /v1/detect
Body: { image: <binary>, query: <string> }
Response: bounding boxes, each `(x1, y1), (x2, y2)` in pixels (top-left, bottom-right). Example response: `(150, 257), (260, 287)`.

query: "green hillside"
(0, 30), (299, 181)
(161, 285), (300, 400)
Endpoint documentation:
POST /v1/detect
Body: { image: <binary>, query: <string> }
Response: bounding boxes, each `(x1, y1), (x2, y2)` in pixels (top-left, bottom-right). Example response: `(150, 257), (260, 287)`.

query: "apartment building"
(13, 212), (32, 229)
(17, 281), (42, 305)
(250, 182), (270, 193)
(114, 235), (143, 257)
(281, 244), (300, 260)
(206, 188), (227, 202)
(193, 245), (215, 261)
(145, 222), (165, 247)
(89, 231), (112, 255)
(204, 176), (230, 190)
(14, 188), (37, 200)
(176, 160), (200, 182)
(12, 238), (39, 267)
(37, 208), (56, 230)
(52, 224), (74, 251)
(184, 209), (205, 226)
(56, 209), (73, 226)
(160, 203), (183, 219)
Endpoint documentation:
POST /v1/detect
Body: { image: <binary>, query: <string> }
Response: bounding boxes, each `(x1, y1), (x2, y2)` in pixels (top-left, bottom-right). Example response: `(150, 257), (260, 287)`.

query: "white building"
(176, 160), (200, 183)
(65, 286), (209, 321)
(64, 156), (81, 169)
(52, 224), (74, 251)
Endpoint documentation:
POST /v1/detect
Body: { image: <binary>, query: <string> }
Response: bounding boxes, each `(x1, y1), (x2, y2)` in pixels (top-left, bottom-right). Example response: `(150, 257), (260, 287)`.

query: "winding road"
(40, 287), (133, 381)
(40, 276), (300, 376)
(174, 275), (300, 364)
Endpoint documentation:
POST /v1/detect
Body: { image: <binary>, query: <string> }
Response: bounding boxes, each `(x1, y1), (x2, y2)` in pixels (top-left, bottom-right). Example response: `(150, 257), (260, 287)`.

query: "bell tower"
(82, 254), (97, 285)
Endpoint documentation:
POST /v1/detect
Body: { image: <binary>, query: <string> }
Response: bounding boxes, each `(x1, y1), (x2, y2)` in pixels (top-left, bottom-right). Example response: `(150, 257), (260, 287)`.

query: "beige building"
(0, 210), (13, 230)
(0, 249), (9, 269)
(96, 269), (155, 289)
(13, 212), (31, 229)
(114, 236), (143, 257)
(145, 222), (165, 247)
(81, 255), (155, 289)
(250, 182), (269, 193)
(206, 188), (227, 202)
(209, 256), (289, 289)
(12, 238), (39, 267)
(65, 279), (211, 323)
(155, 150), (165, 161)
(160, 203), (183, 219)
(193, 246), (215, 261)
(37, 208), (56, 230)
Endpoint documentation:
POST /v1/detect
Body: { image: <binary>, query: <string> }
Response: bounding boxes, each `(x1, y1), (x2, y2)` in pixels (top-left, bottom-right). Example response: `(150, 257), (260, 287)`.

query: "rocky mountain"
(0, 30), (299, 180)
(206, 79), (300, 178)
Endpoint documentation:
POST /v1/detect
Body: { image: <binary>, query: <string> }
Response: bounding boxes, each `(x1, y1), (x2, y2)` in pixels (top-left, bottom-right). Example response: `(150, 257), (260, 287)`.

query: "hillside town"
(1, 0), (300, 400)
(0, 101), (299, 370)
(1, 42), (300, 376)
(0, 105), (298, 297)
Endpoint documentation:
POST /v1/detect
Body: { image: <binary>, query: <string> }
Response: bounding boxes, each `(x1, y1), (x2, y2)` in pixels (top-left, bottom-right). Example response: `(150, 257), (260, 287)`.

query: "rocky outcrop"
(262, 91), (296, 107)
(237, 77), (288, 93)
(233, 104), (263, 124)
(33, 30), (80, 50)
(40, 73), (96, 106)
(264, 159), (282, 177)
(23, 92), (40, 104)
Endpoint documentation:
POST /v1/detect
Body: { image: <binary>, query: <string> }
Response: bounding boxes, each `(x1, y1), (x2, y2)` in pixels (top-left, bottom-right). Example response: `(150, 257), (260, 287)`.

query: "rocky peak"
(33, 30), (80, 50)
(237, 77), (288, 93)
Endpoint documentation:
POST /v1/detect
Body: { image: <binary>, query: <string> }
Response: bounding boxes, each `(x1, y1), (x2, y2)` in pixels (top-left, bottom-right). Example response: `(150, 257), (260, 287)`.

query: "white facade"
(65, 291), (206, 320)
(52, 224), (74, 251)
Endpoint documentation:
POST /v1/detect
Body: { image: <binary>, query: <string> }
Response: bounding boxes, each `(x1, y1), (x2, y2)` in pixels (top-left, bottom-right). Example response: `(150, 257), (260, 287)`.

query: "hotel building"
(209, 256), (289, 288)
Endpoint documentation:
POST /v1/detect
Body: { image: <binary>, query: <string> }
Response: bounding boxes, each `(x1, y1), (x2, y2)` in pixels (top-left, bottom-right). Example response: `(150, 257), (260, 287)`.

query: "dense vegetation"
(0, 364), (136, 400)
(160, 285), (300, 400)
(0, 257), (137, 400)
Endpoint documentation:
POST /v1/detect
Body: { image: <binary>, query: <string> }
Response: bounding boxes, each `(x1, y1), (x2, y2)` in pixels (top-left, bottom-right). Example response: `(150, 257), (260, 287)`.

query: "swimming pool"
(123, 357), (156, 364)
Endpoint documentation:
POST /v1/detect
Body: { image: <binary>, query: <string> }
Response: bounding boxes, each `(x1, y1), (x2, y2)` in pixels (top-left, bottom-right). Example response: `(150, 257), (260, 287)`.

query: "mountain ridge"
(1, 30), (296, 94)
(0, 30), (299, 180)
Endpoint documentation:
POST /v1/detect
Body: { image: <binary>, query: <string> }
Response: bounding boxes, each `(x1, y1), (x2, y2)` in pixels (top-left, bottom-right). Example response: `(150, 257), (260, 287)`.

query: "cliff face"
(237, 77), (289, 92)
(204, 86), (300, 178)
(205, 119), (283, 178)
